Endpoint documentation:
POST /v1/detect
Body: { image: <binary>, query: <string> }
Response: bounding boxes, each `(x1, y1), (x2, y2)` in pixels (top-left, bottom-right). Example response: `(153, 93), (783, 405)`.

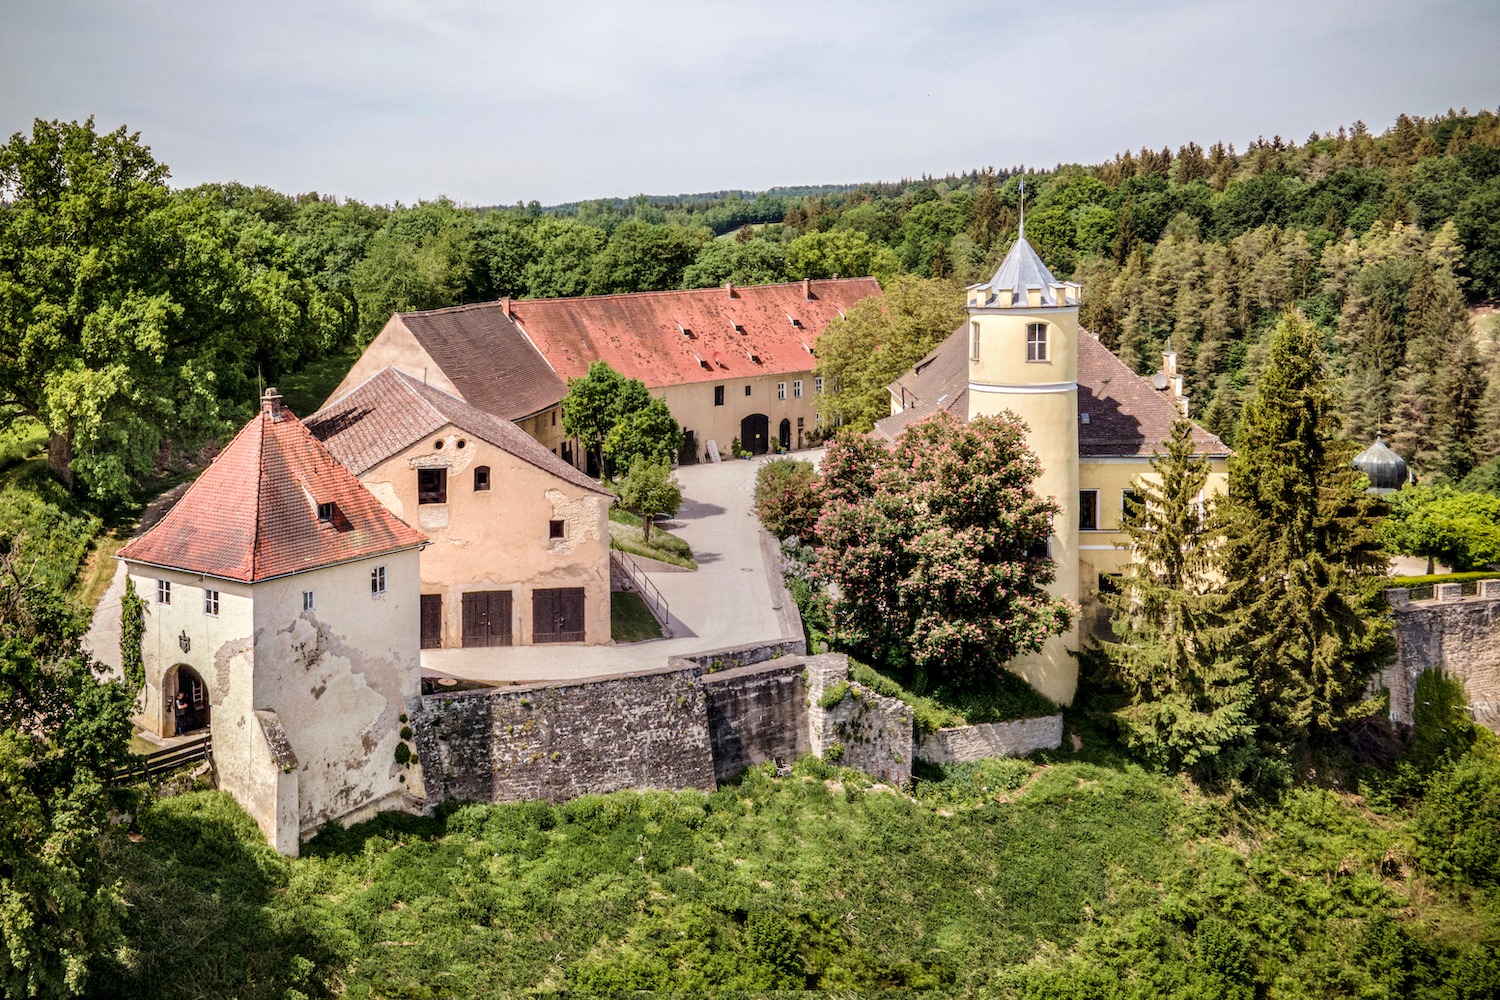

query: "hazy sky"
(4, 0), (1497, 206)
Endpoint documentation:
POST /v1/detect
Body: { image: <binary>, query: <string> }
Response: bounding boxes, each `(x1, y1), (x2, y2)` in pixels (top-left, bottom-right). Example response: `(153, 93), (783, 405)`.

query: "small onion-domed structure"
(1352, 434), (1409, 493)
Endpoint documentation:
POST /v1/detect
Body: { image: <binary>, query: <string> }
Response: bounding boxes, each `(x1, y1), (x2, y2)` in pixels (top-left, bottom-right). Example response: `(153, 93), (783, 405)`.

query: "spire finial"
(1018, 176), (1026, 239)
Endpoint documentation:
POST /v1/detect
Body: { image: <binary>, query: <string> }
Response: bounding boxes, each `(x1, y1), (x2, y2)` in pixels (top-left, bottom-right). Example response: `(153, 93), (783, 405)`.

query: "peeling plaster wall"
(251, 549), (423, 836)
(360, 426), (611, 646)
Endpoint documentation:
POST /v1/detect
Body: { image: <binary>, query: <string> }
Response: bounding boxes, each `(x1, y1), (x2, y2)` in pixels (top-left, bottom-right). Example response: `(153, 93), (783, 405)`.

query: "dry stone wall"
(917, 715), (1064, 763)
(804, 654), (914, 786)
(1385, 593), (1500, 730)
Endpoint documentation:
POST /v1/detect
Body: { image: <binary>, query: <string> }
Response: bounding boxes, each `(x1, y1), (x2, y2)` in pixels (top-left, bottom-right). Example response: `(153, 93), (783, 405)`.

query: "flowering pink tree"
(815, 411), (1071, 691)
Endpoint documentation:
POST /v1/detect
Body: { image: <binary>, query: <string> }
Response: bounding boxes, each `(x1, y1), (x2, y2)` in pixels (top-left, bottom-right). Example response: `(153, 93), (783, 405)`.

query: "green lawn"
(848, 659), (1058, 734)
(608, 507), (696, 569)
(95, 745), (1500, 998)
(278, 347), (360, 416)
(610, 589), (664, 642)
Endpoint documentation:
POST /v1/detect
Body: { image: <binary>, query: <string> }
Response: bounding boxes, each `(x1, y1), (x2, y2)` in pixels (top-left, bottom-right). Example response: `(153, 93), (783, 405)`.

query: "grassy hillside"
(97, 740), (1500, 998)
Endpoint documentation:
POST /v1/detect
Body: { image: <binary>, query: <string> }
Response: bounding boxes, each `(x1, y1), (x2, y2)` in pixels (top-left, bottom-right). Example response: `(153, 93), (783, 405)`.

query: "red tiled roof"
(308, 367), (612, 496)
(873, 327), (1230, 458)
(502, 278), (882, 389)
(394, 307), (567, 420)
(118, 393), (427, 582)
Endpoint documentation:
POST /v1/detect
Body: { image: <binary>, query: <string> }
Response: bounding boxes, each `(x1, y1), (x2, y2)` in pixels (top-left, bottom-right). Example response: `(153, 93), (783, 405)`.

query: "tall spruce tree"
(1093, 420), (1252, 773)
(1220, 311), (1392, 752)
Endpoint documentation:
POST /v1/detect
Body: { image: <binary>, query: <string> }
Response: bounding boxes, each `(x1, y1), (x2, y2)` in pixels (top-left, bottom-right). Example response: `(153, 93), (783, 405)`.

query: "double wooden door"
(461, 590), (513, 647)
(532, 587), (585, 643)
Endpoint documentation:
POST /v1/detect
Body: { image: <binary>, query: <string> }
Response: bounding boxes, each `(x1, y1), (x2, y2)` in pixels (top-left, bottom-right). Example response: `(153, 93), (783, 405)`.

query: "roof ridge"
(397, 276), (880, 316)
(253, 414), (268, 582)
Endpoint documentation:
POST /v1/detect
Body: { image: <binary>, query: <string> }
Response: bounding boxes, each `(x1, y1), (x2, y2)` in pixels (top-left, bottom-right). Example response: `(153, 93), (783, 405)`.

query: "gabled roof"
(307, 367), (612, 496)
(119, 391), (427, 583)
(872, 327), (1230, 459)
(966, 236), (1080, 309)
(394, 306), (567, 420)
(498, 278), (881, 389)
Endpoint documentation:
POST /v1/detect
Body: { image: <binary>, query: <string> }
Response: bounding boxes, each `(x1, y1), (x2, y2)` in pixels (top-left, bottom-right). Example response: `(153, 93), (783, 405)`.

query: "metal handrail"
(613, 550), (671, 635)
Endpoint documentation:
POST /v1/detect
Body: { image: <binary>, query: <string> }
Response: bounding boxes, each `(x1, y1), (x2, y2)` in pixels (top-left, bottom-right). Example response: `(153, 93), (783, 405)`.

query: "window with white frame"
(156, 579), (171, 605)
(1121, 488), (1142, 527)
(302, 590), (315, 613)
(793, 379), (803, 398)
(1027, 322), (1048, 362)
(203, 588), (220, 617)
(371, 565), (387, 596)
(814, 376), (823, 394)
(777, 382), (786, 400)
(1079, 490), (1100, 531)
(970, 320), (981, 361)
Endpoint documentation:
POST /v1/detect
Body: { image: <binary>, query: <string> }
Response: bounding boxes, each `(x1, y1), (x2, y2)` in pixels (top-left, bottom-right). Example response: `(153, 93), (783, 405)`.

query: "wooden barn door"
(420, 594), (443, 649)
(461, 591), (512, 647)
(533, 587), (586, 643)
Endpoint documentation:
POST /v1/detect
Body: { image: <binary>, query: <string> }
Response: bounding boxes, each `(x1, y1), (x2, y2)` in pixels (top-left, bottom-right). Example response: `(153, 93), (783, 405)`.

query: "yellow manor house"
(875, 236), (1230, 705)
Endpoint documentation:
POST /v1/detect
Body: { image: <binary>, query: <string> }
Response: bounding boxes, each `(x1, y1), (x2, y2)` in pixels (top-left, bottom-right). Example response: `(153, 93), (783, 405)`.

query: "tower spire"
(1018, 176), (1026, 239)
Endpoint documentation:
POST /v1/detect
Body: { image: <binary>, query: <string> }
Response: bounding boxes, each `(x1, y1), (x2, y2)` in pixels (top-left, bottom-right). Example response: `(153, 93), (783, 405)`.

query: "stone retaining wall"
(804, 654), (914, 786)
(916, 714), (1064, 764)
(1384, 593), (1500, 730)
(700, 661), (809, 781)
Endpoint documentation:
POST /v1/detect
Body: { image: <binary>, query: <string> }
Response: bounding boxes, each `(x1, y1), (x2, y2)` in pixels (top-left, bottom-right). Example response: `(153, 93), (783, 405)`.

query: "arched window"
(1026, 323), (1048, 362)
(474, 466), (491, 491)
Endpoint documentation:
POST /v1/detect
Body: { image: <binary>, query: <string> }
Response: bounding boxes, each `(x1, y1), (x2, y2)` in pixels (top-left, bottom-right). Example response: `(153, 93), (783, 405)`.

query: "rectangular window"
(1027, 322), (1048, 362)
(777, 382), (786, 400)
(551, 410), (557, 426)
(970, 320), (981, 361)
(371, 565), (387, 596)
(317, 501), (334, 522)
(417, 468), (447, 504)
(1122, 488), (1142, 525)
(302, 590), (315, 613)
(474, 466), (491, 491)
(203, 589), (219, 617)
(793, 380), (803, 398)
(714, 385), (725, 406)
(814, 376), (824, 394)
(156, 579), (171, 605)
(744, 385), (751, 396)
(549, 519), (565, 540)
(1079, 490), (1099, 531)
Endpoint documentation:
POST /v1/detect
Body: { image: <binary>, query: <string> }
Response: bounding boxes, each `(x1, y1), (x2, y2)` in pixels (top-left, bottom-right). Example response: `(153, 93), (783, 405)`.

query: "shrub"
(753, 458), (821, 542)
(1415, 745), (1500, 886)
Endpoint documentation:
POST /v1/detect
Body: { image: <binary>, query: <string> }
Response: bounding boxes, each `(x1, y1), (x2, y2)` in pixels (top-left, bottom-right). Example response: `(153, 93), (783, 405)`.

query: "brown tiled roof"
(118, 393), (427, 582)
(308, 367), (612, 496)
(1076, 334), (1229, 457)
(873, 328), (1230, 458)
(505, 278), (881, 389)
(873, 325), (969, 442)
(396, 307), (567, 420)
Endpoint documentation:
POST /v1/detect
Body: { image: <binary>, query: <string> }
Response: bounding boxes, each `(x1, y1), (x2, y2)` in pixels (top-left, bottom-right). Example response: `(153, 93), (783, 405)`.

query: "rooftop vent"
(747, 350), (762, 364)
(731, 320), (745, 334)
(787, 313), (802, 327)
(801, 340), (814, 355)
(694, 353), (711, 370)
(678, 322), (693, 338)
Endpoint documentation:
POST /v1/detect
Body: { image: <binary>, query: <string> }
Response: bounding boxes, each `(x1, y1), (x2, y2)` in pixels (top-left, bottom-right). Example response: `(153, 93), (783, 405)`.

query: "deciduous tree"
(816, 411), (1070, 692)
(616, 457), (682, 544)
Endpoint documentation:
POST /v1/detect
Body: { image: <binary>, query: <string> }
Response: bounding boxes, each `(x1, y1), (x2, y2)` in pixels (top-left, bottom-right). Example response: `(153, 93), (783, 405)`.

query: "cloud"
(3, 0), (1495, 204)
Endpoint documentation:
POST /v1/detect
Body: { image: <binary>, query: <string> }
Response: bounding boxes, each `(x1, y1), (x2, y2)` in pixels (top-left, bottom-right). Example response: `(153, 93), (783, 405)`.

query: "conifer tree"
(1219, 312), (1392, 751)
(1093, 420), (1252, 772)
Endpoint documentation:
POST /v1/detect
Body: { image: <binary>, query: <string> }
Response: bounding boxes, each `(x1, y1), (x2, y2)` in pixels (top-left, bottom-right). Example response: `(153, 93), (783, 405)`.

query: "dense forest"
(5, 109), (1499, 501)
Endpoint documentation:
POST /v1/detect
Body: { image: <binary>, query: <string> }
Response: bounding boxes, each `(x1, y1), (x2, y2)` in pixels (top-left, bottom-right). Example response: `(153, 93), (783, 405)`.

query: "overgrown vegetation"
(94, 731), (1500, 998)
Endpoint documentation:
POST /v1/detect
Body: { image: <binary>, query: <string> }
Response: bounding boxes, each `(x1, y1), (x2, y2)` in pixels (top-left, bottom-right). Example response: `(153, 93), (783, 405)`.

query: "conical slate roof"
(966, 236), (1078, 308)
(119, 390), (428, 582)
(1352, 434), (1409, 492)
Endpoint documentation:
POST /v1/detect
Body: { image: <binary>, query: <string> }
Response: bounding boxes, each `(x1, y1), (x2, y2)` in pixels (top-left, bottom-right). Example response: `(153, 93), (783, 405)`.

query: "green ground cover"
(95, 742), (1500, 998)
(610, 589), (664, 642)
(849, 659), (1058, 734)
(278, 347), (360, 416)
(607, 507), (696, 569)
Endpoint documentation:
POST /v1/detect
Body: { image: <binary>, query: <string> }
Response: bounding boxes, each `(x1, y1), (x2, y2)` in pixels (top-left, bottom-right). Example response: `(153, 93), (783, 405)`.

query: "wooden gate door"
(533, 587), (586, 643)
(420, 594), (443, 649)
(461, 591), (513, 647)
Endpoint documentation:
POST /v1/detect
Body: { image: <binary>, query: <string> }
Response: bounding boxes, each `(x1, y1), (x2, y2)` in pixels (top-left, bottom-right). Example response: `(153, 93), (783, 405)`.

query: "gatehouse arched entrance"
(778, 418), (791, 452)
(740, 413), (769, 455)
(166, 664), (211, 736)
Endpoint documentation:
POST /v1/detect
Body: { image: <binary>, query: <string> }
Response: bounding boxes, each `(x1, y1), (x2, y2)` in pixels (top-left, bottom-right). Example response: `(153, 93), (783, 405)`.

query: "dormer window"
(317, 501), (335, 522)
(1027, 323), (1048, 362)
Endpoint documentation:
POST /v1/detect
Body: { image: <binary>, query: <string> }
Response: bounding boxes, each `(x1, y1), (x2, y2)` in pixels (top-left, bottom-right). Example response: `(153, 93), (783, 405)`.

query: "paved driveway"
(420, 453), (804, 684)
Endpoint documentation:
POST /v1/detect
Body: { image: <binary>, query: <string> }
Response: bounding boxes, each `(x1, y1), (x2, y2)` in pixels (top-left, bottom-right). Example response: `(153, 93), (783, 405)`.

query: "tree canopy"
(560, 361), (680, 479)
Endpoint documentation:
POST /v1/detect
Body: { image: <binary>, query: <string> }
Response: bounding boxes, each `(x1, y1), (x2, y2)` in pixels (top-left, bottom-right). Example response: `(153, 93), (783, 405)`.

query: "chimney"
(802, 277), (812, 300)
(1162, 349), (1178, 377)
(261, 387), (285, 421)
(725, 281), (736, 298)
(501, 296), (513, 319)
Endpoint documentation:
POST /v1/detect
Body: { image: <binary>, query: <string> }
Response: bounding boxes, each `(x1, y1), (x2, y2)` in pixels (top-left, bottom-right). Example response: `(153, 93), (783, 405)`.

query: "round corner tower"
(965, 237), (1083, 704)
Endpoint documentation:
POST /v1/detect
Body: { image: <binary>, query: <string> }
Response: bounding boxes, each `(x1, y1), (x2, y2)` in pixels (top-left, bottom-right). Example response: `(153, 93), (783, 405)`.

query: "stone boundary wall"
(804, 654), (914, 786)
(1383, 593), (1500, 731)
(700, 661), (809, 782)
(916, 715), (1065, 764)
(413, 666), (717, 805)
